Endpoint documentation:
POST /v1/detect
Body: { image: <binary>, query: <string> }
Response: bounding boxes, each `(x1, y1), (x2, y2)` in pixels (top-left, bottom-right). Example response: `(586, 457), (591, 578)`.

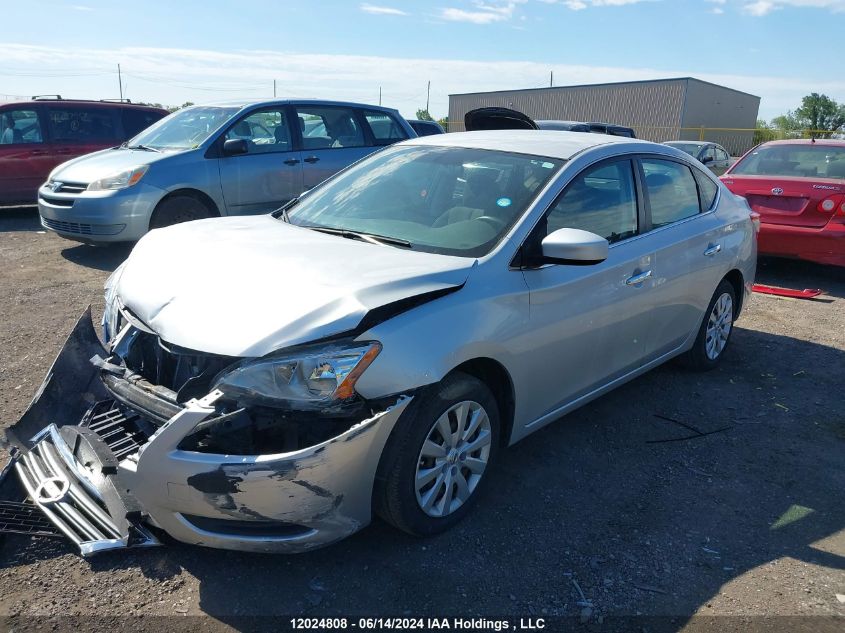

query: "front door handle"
(704, 244), (722, 257)
(303, 156), (320, 164)
(284, 158), (300, 166)
(625, 270), (652, 286)
(30, 149), (48, 156)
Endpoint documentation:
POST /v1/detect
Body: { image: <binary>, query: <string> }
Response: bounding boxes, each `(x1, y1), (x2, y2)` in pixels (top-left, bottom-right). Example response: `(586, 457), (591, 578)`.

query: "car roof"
(760, 139), (845, 147)
(1, 99), (165, 111)
(198, 98), (401, 113)
(401, 129), (653, 160)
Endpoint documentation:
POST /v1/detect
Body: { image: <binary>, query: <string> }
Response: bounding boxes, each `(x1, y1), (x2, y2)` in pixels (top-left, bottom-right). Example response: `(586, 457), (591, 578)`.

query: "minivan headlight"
(88, 165), (149, 191)
(212, 342), (381, 407)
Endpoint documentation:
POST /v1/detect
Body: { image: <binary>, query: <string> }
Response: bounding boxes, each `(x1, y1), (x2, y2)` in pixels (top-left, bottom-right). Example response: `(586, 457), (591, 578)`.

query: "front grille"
(0, 500), (60, 537)
(82, 400), (153, 459)
(55, 181), (87, 194)
(39, 194), (74, 208)
(41, 216), (125, 236)
(13, 428), (159, 556)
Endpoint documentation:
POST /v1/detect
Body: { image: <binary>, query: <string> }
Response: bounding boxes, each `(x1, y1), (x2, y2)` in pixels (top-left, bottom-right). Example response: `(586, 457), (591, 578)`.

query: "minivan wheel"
(149, 195), (212, 230)
(680, 279), (736, 371)
(374, 372), (500, 537)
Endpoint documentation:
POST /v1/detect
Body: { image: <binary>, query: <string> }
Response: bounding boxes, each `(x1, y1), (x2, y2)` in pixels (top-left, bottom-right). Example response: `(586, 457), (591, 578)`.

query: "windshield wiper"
(125, 144), (161, 153)
(272, 198), (299, 222)
(307, 226), (412, 248)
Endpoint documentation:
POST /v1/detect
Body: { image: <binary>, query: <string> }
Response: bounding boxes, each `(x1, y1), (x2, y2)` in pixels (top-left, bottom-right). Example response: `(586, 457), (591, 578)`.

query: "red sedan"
(721, 139), (845, 267)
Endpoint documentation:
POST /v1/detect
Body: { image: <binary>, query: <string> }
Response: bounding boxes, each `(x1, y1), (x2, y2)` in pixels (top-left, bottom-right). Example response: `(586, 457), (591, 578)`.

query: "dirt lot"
(0, 208), (843, 630)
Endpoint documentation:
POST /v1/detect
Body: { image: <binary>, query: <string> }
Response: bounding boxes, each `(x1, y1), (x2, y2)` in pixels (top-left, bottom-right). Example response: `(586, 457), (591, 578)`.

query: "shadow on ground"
(756, 256), (845, 300)
(0, 207), (41, 233)
(60, 243), (133, 272)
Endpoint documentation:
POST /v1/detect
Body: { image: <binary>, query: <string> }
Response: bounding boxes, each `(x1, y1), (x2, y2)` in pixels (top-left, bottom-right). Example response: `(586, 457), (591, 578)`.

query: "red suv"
(721, 139), (845, 267)
(0, 97), (168, 206)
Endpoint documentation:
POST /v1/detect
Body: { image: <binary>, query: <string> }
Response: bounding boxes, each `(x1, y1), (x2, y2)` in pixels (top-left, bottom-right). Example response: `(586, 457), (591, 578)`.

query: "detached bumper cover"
(2, 308), (412, 555)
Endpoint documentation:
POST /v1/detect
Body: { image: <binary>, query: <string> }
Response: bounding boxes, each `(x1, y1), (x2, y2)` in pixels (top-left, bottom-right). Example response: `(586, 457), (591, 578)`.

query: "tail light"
(750, 211), (761, 234)
(817, 195), (843, 213)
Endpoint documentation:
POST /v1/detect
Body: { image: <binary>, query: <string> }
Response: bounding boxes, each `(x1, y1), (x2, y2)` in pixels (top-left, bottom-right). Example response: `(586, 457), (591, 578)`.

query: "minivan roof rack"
(100, 98), (132, 103)
(31, 95), (63, 100)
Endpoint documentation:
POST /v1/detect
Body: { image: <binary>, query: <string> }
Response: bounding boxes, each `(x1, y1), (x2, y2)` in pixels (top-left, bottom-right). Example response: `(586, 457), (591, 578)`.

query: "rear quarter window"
(692, 168), (719, 211)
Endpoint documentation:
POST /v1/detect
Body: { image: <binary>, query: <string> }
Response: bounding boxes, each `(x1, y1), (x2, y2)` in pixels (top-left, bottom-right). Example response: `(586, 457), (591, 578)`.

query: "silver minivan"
(37, 99), (415, 243)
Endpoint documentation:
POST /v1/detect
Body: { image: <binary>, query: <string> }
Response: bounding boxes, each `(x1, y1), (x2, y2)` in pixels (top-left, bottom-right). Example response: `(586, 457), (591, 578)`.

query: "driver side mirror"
(541, 228), (608, 264)
(222, 138), (249, 156)
(701, 155), (714, 164)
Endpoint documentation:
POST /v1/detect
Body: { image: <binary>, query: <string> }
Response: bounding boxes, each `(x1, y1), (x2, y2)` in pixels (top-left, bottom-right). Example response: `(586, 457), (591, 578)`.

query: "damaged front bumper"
(1, 308), (411, 555)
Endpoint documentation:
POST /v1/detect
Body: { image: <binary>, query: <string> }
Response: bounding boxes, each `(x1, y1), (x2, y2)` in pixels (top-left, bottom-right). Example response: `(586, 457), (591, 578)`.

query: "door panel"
(0, 107), (50, 204)
(640, 158), (722, 359)
(517, 158), (653, 424)
(218, 108), (303, 214)
(520, 244), (654, 423)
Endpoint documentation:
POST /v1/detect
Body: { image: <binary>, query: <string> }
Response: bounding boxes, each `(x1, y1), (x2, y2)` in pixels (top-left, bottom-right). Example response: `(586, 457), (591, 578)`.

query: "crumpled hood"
(51, 147), (175, 184)
(114, 215), (476, 357)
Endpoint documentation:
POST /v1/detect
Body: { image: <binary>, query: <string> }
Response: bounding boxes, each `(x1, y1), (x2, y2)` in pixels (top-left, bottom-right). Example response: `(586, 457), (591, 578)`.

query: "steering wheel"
(474, 215), (506, 230)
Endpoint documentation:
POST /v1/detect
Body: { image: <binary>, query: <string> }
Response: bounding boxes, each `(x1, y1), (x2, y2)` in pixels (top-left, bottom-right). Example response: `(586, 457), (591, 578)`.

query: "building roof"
(449, 77), (760, 101)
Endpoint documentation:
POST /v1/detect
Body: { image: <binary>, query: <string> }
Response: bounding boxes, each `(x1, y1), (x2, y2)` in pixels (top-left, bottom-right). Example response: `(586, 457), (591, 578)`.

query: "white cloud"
(71, 4), (93, 10)
(439, 1), (526, 24)
(1, 43), (842, 121)
(546, 0), (657, 9)
(737, 0), (845, 15)
(359, 3), (408, 15)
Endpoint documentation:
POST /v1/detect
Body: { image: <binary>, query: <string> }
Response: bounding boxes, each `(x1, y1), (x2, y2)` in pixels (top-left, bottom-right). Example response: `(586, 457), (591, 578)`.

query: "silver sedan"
(3, 131), (756, 554)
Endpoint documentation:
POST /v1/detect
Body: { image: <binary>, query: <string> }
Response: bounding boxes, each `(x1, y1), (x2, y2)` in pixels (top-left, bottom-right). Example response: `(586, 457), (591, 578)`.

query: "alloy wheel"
(705, 292), (733, 360)
(414, 400), (492, 518)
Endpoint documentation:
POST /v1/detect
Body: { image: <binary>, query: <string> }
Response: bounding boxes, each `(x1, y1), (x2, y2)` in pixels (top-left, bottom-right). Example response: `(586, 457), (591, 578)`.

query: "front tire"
(149, 195), (212, 230)
(680, 279), (736, 371)
(374, 372), (500, 537)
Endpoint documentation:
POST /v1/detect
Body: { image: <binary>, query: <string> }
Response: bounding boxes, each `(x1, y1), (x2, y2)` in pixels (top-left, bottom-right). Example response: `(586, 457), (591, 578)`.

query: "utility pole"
(426, 80), (431, 113)
(273, 79), (276, 98)
(118, 63), (123, 101)
(379, 86), (382, 106)
(550, 71), (553, 87)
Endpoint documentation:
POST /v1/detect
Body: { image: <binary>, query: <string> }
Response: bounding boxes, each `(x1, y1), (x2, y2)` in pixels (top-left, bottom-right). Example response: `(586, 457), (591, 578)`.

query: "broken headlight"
(211, 341), (381, 408)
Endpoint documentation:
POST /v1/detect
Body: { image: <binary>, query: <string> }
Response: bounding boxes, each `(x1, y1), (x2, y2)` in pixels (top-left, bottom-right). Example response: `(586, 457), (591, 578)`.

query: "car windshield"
(126, 106), (240, 151)
(731, 144), (845, 179)
(668, 143), (704, 157)
(287, 145), (563, 257)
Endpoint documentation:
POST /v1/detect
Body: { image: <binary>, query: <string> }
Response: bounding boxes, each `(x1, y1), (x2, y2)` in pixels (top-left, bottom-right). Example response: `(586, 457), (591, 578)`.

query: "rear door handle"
(303, 156), (320, 164)
(625, 270), (652, 286)
(704, 244), (722, 257)
(283, 158), (300, 166)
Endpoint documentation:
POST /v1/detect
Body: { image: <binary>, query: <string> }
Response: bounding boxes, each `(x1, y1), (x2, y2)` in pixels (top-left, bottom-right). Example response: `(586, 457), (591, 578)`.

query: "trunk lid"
(720, 175), (843, 228)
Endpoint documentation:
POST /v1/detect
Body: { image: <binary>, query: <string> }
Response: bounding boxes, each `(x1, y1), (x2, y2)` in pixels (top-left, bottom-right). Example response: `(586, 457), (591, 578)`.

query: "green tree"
(415, 108), (433, 121)
(167, 101), (195, 113)
(794, 93), (845, 137)
(753, 119), (778, 144)
(437, 116), (449, 132)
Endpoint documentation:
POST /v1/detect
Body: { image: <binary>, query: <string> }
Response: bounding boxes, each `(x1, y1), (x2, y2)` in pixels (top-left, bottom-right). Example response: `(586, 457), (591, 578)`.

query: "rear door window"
(642, 159), (701, 228)
(0, 109), (43, 144)
(362, 110), (408, 146)
(692, 169), (719, 211)
(294, 106), (365, 150)
(715, 148), (730, 162)
(47, 106), (119, 143)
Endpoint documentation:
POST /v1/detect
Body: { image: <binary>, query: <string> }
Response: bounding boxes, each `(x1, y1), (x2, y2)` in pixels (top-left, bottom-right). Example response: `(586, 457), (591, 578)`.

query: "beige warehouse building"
(448, 77), (760, 155)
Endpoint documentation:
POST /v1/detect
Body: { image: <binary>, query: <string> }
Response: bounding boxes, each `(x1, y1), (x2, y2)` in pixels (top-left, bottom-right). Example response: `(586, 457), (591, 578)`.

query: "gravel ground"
(0, 208), (843, 630)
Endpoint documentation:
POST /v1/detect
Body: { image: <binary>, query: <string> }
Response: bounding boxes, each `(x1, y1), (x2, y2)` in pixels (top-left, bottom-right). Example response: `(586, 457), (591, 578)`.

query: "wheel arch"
(149, 188), (219, 230)
(447, 357), (515, 447)
(723, 268), (745, 317)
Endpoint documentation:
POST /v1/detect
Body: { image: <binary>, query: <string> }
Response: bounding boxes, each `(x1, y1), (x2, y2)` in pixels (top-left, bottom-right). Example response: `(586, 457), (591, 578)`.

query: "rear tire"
(149, 195), (212, 230)
(680, 279), (736, 371)
(374, 372), (500, 537)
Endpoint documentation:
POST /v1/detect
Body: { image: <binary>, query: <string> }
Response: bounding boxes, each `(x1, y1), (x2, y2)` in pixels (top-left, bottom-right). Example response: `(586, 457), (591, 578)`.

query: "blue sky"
(2, 0), (844, 122)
